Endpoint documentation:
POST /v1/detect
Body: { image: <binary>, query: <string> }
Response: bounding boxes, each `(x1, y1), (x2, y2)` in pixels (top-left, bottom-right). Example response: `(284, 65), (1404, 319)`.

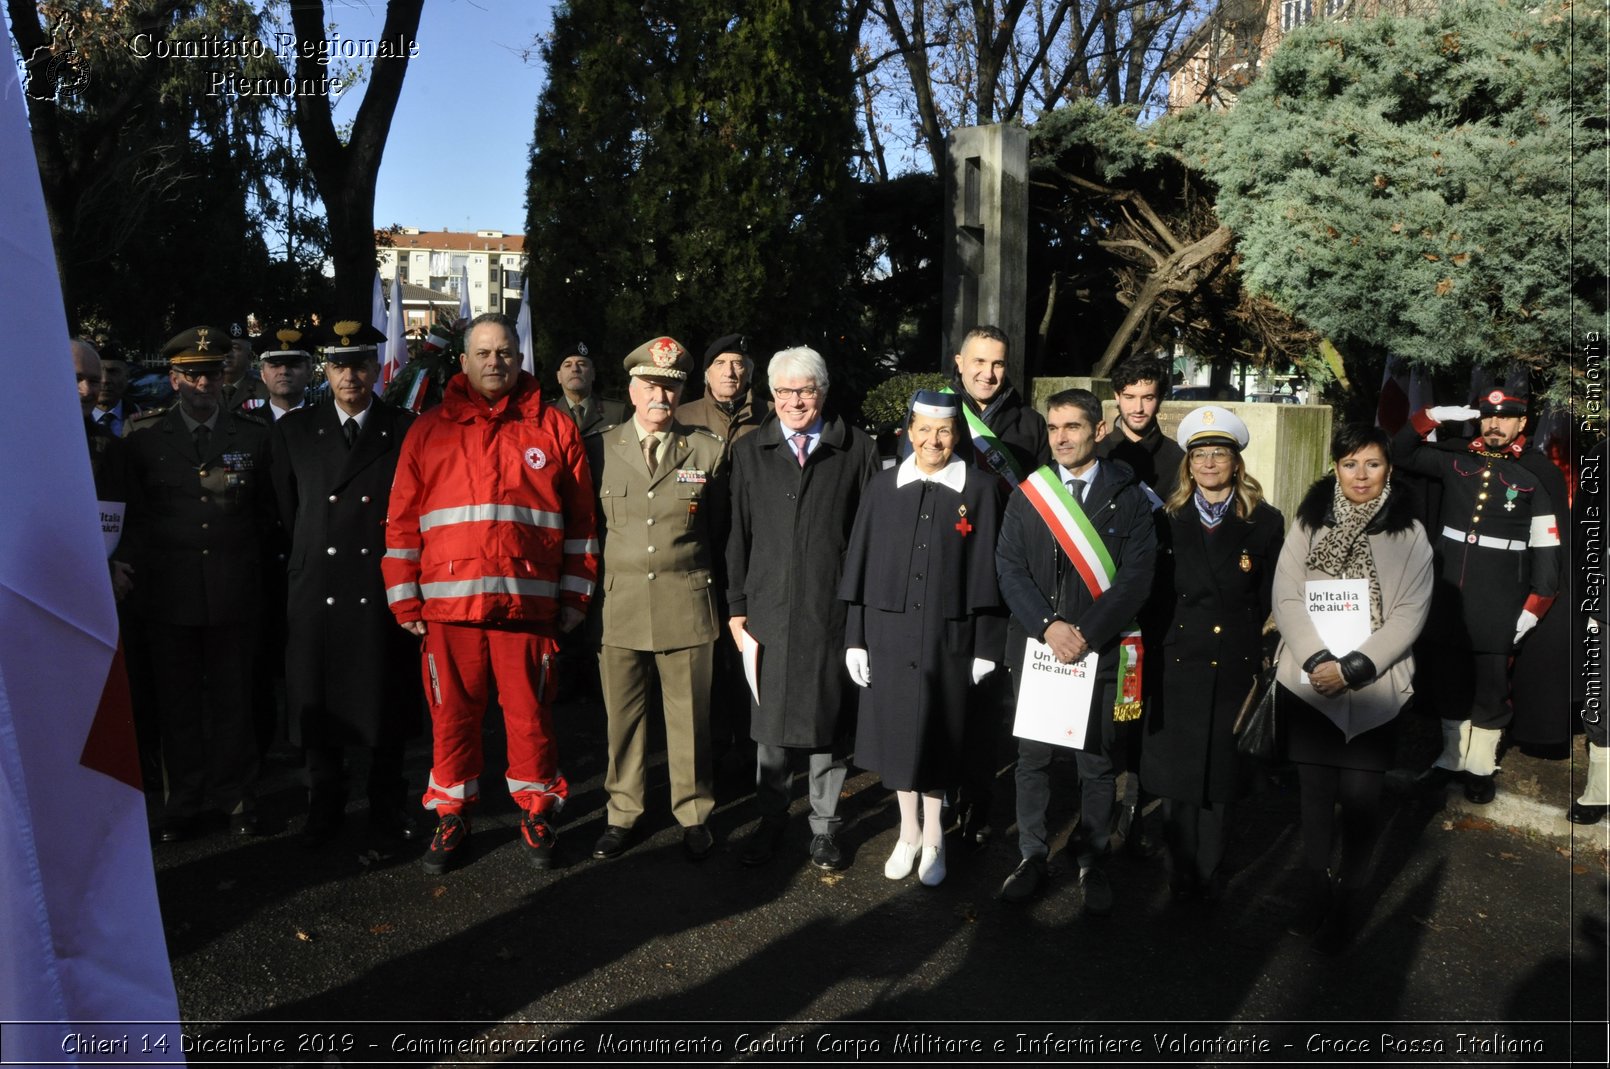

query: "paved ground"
(154, 698), (1609, 1066)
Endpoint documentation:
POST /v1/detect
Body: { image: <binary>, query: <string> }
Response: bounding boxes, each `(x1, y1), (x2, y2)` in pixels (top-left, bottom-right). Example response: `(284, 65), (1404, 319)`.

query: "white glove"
(1513, 609), (1539, 645)
(971, 658), (996, 685)
(845, 648), (871, 688)
(1426, 405), (1480, 423)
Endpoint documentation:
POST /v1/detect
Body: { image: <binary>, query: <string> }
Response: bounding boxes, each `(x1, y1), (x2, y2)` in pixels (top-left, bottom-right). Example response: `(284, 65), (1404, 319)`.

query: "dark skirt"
(1277, 685), (1398, 772)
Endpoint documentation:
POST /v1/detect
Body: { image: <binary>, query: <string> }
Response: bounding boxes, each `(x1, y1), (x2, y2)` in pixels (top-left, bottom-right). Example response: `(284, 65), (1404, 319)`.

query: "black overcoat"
(1140, 499), (1284, 804)
(269, 399), (422, 748)
(725, 412), (879, 749)
(840, 462), (1006, 791)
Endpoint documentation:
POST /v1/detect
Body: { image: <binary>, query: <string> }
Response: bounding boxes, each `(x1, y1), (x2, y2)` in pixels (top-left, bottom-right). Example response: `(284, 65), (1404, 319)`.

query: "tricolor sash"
(941, 385), (1027, 489)
(1019, 465), (1144, 721)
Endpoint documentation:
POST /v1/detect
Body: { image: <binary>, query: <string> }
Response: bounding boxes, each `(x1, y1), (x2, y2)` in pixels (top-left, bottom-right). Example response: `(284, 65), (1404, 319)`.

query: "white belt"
(1441, 526), (1526, 551)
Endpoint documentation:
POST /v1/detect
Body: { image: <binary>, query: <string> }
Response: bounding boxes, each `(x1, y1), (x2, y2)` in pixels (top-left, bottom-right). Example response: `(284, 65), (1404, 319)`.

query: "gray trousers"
(755, 743), (847, 835)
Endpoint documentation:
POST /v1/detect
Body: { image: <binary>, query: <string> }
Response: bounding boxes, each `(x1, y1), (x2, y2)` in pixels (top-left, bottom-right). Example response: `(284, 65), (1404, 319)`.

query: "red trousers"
(419, 622), (567, 816)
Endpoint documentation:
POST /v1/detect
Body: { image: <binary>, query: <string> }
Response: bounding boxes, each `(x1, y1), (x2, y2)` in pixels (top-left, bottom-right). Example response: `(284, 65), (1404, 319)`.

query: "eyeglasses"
(1189, 448), (1234, 463)
(773, 386), (820, 401)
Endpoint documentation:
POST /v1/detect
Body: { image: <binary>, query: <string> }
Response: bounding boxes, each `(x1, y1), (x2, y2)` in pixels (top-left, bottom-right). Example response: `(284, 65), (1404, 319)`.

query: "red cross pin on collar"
(955, 505), (973, 537)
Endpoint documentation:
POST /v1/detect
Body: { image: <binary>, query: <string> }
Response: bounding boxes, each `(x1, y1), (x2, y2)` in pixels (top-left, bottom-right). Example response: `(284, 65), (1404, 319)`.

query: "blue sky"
(332, 0), (558, 236)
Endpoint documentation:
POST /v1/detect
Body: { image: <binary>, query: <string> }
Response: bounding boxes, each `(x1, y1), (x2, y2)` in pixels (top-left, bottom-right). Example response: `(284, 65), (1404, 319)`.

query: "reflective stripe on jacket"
(383, 371), (598, 625)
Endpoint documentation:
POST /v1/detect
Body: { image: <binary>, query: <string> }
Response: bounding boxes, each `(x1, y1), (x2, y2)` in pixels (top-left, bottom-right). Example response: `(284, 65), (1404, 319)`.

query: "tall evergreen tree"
(525, 0), (859, 394)
(1200, 0), (1606, 410)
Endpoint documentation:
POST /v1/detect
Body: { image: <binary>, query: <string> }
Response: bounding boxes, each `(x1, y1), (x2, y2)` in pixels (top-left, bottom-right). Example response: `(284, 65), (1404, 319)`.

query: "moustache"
(647, 402), (672, 412)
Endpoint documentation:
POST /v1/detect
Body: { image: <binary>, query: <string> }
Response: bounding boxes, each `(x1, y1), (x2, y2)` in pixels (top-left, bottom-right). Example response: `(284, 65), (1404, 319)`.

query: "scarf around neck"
(1307, 481), (1390, 632)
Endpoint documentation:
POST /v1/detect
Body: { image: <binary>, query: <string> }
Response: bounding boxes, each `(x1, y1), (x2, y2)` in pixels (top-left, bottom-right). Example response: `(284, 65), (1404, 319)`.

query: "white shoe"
(918, 843), (946, 886)
(884, 838), (920, 879)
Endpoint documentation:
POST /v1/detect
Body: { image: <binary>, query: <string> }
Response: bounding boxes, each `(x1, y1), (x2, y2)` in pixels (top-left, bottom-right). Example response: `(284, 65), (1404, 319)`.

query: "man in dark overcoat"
(1393, 384), (1563, 804)
(726, 346), (880, 871)
(269, 321), (422, 846)
(124, 326), (278, 841)
(945, 325), (1052, 845)
(995, 388), (1158, 914)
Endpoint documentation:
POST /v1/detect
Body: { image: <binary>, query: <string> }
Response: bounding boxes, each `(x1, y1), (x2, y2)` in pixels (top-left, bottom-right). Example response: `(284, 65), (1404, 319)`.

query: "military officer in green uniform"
(125, 326), (278, 841)
(221, 319), (271, 413)
(586, 337), (727, 862)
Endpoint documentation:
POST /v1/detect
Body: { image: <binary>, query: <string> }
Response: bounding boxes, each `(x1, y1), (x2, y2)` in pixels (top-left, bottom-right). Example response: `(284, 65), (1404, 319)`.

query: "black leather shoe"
(591, 825), (633, 860)
(683, 824), (714, 861)
(999, 856), (1047, 902)
(230, 812), (262, 837)
(959, 803), (992, 846)
(1416, 766), (1458, 790)
(1079, 864), (1113, 916)
(157, 816), (196, 844)
(1464, 773), (1496, 805)
(740, 818), (787, 867)
(1569, 800), (1607, 825)
(809, 832), (844, 871)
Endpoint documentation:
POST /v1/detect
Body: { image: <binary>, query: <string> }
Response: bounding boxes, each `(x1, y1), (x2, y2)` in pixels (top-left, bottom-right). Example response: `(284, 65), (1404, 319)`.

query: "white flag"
(383, 272), (406, 388)
(371, 270), (387, 334)
(0, 55), (182, 1062)
(516, 275), (535, 375)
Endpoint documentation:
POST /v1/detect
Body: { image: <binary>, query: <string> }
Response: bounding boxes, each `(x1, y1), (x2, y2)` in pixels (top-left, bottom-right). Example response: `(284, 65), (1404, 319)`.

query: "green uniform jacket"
(123, 407), (277, 626)
(587, 421), (726, 652)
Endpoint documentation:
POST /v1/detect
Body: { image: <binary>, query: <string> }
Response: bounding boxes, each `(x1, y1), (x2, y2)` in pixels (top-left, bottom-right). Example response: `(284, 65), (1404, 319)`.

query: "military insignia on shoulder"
(240, 398), (266, 410)
(126, 406), (169, 430)
(692, 427), (724, 442)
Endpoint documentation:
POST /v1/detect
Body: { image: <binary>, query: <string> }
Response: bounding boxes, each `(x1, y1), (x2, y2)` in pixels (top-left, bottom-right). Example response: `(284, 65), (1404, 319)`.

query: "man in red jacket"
(384, 313), (599, 874)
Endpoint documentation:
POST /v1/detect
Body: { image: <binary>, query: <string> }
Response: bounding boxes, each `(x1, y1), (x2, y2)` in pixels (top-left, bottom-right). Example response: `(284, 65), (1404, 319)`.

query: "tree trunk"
(284, 0), (424, 313)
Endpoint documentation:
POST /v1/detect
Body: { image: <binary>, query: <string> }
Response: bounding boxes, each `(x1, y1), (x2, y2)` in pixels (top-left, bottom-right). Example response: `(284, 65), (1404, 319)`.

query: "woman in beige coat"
(1272, 423), (1434, 953)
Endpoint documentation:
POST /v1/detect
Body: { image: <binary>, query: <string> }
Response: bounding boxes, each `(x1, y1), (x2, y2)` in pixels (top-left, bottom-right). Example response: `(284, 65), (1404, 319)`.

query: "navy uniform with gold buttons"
(1393, 385), (1561, 802)
(583, 337), (727, 859)
(124, 326), (278, 840)
(269, 321), (422, 845)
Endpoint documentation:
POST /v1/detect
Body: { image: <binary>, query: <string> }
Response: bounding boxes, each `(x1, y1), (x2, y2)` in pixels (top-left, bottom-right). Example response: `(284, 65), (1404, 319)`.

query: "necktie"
(643, 434), (659, 476)
(791, 433), (809, 467)
(342, 418), (359, 448)
(193, 424), (210, 458)
(1067, 477), (1086, 504)
(571, 403), (584, 427)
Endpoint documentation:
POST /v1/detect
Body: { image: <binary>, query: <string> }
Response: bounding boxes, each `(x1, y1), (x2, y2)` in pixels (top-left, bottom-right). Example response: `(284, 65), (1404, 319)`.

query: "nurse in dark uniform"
(839, 390), (1005, 887)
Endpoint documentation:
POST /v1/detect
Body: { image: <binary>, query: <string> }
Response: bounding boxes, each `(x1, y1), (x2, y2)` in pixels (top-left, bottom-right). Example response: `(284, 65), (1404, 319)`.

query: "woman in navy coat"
(1140, 407), (1283, 900)
(839, 391), (1004, 888)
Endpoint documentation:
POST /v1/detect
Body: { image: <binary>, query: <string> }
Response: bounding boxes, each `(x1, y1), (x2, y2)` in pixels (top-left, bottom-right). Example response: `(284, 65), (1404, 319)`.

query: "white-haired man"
(726, 346), (879, 870)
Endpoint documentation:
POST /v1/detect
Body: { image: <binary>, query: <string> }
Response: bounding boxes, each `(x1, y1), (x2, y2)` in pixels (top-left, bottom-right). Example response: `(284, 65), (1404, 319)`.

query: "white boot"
(1466, 726), (1503, 777)
(1577, 742), (1609, 808)
(884, 838), (919, 880)
(1433, 719), (1472, 772)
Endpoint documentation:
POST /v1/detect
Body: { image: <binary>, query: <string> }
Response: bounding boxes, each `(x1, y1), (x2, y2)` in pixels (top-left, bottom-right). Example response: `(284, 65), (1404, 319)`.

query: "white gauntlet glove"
(971, 658), (996, 685)
(1513, 609), (1539, 645)
(845, 648), (871, 688)
(1426, 405), (1480, 423)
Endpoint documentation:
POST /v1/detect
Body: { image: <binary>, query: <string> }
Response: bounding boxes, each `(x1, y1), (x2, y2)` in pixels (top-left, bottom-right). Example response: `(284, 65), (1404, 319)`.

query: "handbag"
(1234, 661), (1278, 759)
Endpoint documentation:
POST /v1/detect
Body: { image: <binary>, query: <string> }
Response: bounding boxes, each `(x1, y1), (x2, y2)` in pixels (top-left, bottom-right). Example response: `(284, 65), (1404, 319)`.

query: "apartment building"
(375, 228), (528, 327)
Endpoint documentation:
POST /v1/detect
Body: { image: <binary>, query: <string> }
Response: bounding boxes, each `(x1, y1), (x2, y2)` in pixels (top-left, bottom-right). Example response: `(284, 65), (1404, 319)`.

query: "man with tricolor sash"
(943, 325), (1049, 845)
(995, 388), (1157, 912)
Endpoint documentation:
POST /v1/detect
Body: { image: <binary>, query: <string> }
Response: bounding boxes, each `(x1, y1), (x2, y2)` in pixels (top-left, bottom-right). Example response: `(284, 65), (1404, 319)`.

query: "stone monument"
(943, 125), (1028, 384)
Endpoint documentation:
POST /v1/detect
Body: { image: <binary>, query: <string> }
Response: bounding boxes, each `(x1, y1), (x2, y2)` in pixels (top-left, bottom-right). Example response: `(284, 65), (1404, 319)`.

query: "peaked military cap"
(161, 326), (231, 370)
(624, 336), (691, 382)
